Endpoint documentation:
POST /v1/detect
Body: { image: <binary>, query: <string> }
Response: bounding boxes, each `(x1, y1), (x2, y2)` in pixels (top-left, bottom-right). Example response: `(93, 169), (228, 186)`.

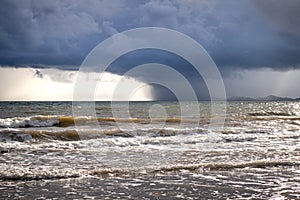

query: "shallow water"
(0, 101), (299, 199)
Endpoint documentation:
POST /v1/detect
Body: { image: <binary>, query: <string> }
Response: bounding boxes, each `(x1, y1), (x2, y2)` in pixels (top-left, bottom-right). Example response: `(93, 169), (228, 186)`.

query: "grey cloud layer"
(0, 0), (299, 71)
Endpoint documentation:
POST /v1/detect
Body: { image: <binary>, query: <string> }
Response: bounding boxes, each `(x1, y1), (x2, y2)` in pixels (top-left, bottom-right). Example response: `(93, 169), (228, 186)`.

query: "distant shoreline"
(1, 96), (300, 102)
(227, 95), (300, 101)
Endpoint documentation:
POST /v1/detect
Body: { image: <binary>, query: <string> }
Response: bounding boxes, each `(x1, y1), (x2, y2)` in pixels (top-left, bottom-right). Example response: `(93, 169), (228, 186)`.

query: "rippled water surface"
(0, 101), (299, 199)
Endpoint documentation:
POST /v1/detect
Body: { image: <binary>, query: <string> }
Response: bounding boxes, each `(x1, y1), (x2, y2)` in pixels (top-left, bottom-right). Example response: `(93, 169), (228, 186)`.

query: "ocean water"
(0, 101), (299, 199)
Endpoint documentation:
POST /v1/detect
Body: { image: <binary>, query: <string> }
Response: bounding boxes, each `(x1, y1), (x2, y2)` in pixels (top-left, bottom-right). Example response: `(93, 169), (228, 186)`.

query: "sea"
(0, 101), (299, 199)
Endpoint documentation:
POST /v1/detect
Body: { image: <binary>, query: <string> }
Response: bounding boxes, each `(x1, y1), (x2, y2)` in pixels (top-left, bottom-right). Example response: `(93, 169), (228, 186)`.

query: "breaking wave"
(0, 127), (205, 142)
(247, 111), (295, 117)
(0, 116), (60, 128)
(1, 159), (299, 181)
(0, 115), (198, 128)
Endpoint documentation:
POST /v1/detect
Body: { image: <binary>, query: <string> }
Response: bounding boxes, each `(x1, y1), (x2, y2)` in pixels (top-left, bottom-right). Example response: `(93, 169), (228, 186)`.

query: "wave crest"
(1, 159), (298, 181)
(0, 115), (197, 128)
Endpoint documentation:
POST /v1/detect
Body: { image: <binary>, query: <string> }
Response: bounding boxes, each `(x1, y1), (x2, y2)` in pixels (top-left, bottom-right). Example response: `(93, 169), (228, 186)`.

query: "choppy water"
(0, 101), (299, 199)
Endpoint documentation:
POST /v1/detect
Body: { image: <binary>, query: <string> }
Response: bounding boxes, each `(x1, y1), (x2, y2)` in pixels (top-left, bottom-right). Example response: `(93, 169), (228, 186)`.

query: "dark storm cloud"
(0, 0), (299, 72)
(253, 0), (300, 42)
(0, 0), (102, 65)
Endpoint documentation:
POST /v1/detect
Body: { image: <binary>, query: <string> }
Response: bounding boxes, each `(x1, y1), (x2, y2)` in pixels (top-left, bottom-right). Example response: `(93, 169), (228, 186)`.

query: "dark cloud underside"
(0, 0), (299, 73)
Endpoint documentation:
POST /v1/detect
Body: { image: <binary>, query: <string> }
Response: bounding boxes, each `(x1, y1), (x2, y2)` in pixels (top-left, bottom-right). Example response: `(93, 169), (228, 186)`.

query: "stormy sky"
(0, 0), (300, 100)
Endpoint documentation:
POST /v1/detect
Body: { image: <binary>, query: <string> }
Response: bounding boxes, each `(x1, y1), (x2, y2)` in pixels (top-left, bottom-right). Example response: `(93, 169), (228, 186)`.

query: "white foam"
(0, 116), (59, 128)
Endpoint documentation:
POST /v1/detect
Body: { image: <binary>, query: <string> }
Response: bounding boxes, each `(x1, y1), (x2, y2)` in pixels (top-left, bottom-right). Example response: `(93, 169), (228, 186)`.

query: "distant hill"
(256, 95), (293, 101)
(228, 96), (255, 101)
(229, 95), (296, 101)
